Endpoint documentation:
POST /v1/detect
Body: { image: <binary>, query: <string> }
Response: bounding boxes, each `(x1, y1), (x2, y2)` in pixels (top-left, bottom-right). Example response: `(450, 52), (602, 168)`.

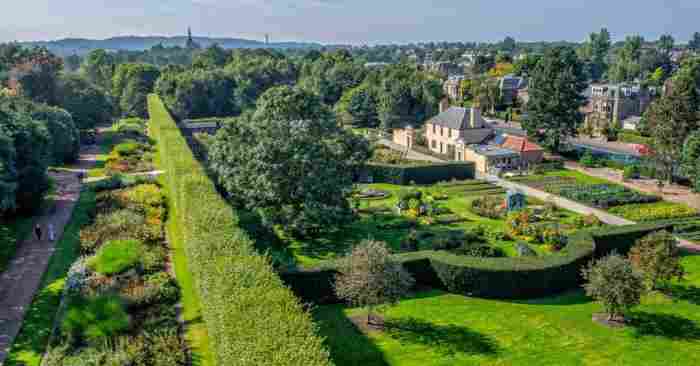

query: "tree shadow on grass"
(383, 317), (500, 357)
(314, 305), (390, 366)
(664, 284), (700, 305)
(627, 312), (700, 340)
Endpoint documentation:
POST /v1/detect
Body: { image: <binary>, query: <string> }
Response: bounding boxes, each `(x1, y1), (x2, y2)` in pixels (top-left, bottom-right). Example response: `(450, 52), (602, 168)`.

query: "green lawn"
(275, 181), (586, 267)
(5, 190), (96, 366)
(315, 252), (700, 366)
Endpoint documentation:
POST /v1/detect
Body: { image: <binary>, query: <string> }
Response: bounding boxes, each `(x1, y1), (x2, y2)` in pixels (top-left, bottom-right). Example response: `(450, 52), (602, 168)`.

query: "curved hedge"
(148, 95), (331, 366)
(281, 223), (671, 302)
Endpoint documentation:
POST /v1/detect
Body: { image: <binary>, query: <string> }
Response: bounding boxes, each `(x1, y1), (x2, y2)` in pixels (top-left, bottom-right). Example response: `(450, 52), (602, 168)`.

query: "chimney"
(439, 98), (450, 114)
(470, 106), (482, 129)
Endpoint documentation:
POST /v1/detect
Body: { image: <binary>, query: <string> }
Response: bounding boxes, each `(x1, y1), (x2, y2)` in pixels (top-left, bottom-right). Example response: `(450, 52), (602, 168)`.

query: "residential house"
(499, 135), (544, 167)
(582, 83), (656, 136)
(443, 75), (465, 101)
(499, 75), (527, 106)
(460, 144), (521, 174)
(424, 105), (493, 157)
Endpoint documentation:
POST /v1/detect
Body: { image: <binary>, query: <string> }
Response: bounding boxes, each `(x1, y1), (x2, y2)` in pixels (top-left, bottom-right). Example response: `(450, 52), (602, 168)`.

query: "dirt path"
(0, 143), (97, 364)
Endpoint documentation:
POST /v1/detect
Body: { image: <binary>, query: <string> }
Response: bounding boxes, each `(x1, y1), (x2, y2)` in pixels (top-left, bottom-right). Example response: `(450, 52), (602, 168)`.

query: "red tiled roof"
(501, 135), (543, 153)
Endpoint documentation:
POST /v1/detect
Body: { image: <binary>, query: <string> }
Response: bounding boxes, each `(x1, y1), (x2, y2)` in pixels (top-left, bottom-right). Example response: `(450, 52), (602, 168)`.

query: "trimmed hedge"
(148, 95), (331, 366)
(281, 223), (671, 302)
(357, 162), (476, 185)
(618, 131), (653, 146)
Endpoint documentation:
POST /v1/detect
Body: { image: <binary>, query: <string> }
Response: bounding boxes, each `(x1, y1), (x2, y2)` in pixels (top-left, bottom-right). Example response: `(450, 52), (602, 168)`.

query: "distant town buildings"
(443, 75), (466, 101)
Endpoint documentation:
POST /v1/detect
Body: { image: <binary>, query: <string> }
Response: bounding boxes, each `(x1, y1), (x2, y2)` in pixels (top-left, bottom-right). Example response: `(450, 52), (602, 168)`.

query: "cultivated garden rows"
(509, 170), (700, 242)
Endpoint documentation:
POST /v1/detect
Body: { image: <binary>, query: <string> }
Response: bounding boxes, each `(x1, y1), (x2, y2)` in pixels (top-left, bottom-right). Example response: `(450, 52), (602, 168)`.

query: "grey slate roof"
(427, 107), (473, 130)
(461, 129), (494, 145)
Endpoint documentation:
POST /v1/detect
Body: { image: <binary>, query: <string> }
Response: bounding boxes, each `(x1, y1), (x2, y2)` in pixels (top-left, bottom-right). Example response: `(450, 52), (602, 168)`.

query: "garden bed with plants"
(41, 179), (188, 365)
(277, 180), (596, 269)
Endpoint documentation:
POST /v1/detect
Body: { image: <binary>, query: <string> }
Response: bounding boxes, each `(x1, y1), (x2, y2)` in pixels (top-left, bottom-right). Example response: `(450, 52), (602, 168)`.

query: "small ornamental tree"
(628, 230), (684, 290)
(334, 240), (415, 326)
(582, 253), (645, 322)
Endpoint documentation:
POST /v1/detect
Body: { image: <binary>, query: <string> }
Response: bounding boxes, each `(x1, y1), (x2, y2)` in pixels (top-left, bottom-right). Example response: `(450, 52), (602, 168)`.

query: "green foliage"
(283, 223), (670, 302)
(88, 239), (143, 275)
(112, 63), (160, 118)
(608, 201), (698, 222)
(524, 46), (587, 152)
(623, 165), (641, 180)
(645, 70), (700, 182)
(61, 295), (130, 343)
(210, 86), (370, 236)
(0, 104), (52, 214)
(360, 163), (476, 185)
(81, 49), (116, 91)
(57, 74), (114, 130)
(629, 230), (684, 289)
(579, 151), (596, 168)
(155, 68), (239, 120)
(148, 94), (332, 365)
(582, 253), (645, 320)
(682, 131), (700, 192)
(336, 83), (379, 128)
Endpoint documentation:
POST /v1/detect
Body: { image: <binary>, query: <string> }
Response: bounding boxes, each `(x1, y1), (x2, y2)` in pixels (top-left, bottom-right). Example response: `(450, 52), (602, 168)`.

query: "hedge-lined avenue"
(148, 95), (332, 366)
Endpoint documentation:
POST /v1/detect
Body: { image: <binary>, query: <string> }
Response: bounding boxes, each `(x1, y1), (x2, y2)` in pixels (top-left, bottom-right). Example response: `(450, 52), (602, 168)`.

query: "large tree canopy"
(57, 74), (114, 130)
(645, 70), (700, 182)
(523, 46), (587, 152)
(209, 86), (370, 235)
(112, 63), (161, 118)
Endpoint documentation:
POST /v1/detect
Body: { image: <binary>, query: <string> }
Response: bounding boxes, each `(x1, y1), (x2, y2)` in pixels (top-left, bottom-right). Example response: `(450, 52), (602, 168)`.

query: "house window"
(457, 152), (462, 161)
(431, 140), (436, 149)
(432, 124), (436, 134)
(440, 142), (444, 153)
(448, 129), (452, 138)
(440, 127), (444, 137)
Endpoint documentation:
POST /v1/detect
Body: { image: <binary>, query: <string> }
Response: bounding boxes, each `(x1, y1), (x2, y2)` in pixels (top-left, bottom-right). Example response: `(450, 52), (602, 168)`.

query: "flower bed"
(43, 181), (188, 365)
(608, 201), (699, 222)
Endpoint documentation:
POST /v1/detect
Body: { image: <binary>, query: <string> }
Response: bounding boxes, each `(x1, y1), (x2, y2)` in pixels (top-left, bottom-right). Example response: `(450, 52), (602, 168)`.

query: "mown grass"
(315, 253), (700, 366)
(5, 190), (96, 366)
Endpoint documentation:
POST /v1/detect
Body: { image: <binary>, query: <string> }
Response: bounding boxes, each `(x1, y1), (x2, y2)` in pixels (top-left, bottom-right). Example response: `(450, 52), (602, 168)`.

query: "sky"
(2, 0), (700, 45)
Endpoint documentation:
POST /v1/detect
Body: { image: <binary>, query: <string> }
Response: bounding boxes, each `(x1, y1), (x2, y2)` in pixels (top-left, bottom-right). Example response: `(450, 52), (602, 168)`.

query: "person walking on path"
(48, 223), (55, 242)
(34, 224), (42, 241)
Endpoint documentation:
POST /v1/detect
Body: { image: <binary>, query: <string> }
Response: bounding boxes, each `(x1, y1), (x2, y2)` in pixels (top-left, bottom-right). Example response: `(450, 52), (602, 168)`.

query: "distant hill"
(20, 36), (323, 56)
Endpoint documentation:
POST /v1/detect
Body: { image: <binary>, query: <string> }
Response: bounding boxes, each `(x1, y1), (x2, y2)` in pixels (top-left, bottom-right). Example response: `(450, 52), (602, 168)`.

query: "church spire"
(186, 26), (200, 49)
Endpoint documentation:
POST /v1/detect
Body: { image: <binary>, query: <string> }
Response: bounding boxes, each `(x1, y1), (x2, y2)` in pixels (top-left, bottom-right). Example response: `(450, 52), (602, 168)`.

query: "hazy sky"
(2, 0), (700, 44)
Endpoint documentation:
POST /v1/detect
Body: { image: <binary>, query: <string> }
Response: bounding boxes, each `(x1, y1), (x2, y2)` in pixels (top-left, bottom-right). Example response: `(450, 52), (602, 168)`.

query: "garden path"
(378, 138), (446, 163)
(0, 143), (97, 364)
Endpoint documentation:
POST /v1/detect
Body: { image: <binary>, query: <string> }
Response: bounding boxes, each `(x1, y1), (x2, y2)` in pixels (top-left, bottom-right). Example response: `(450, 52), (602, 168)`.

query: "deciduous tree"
(582, 253), (645, 322)
(334, 239), (415, 325)
(523, 46), (586, 152)
(629, 231), (684, 290)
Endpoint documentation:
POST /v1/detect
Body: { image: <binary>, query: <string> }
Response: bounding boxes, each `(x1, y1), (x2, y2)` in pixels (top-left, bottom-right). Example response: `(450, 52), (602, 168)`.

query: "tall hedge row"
(147, 95), (331, 366)
(356, 162), (476, 185)
(281, 223), (671, 302)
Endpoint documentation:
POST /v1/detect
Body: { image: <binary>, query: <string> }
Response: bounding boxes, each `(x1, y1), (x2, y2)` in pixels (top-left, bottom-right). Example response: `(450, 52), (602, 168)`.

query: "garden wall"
(357, 162), (476, 185)
(148, 95), (331, 366)
(281, 223), (671, 303)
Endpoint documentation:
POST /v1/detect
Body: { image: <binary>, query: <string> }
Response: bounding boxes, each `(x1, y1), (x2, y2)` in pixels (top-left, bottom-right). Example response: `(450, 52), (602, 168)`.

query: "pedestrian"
(34, 224), (42, 241)
(48, 223), (55, 242)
